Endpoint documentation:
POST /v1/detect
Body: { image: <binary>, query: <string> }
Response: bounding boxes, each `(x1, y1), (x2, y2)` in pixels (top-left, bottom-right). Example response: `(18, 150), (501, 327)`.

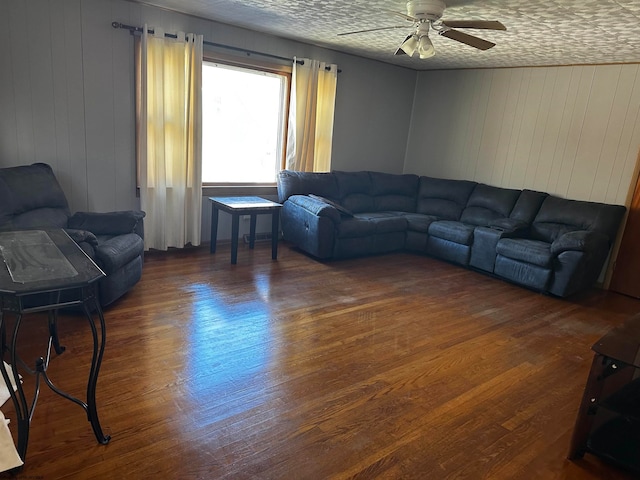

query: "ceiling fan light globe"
(400, 35), (419, 56)
(418, 35), (435, 58)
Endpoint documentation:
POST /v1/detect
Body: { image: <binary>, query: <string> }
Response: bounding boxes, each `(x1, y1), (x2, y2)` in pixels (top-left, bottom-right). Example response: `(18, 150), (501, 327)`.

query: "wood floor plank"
(1, 242), (639, 479)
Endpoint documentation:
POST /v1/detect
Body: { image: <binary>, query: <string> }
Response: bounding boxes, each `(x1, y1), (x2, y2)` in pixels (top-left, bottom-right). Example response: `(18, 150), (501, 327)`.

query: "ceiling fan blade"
(338, 25), (409, 36)
(383, 9), (418, 23)
(394, 34), (413, 55)
(442, 20), (506, 30)
(439, 29), (496, 50)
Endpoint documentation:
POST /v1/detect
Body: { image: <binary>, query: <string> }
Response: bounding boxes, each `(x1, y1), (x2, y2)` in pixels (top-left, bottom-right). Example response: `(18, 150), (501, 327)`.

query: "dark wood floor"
(2, 241), (640, 479)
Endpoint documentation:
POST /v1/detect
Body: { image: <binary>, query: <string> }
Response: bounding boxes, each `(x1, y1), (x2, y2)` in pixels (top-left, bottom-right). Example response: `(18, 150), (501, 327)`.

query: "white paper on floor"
(0, 362), (20, 406)
(0, 362), (23, 472)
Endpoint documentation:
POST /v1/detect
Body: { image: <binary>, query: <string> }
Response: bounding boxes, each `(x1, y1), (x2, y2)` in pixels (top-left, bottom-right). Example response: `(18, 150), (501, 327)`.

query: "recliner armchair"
(494, 196), (625, 297)
(0, 162), (145, 307)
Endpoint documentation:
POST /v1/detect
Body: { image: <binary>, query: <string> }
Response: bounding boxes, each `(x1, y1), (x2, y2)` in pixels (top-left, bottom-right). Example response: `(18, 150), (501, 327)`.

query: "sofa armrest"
(487, 218), (528, 235)
(64, 228), (98, 246)
(68, 210), (146, 236)
(94, 233), (145, 273)
(550, 230), (609, 256)
(285, 195), (342, 224)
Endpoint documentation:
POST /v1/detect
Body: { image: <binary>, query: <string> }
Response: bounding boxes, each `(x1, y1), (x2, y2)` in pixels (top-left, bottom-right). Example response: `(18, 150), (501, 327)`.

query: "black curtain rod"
(111, 22), (339, 72)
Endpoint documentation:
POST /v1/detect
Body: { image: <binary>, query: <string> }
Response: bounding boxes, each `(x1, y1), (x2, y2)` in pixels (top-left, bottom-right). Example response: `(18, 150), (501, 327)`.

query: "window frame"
(201, 52), (291, 194)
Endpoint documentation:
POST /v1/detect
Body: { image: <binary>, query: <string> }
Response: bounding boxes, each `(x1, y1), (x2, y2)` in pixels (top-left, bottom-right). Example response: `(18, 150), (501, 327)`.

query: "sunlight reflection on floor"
(183, 282), (277, 423)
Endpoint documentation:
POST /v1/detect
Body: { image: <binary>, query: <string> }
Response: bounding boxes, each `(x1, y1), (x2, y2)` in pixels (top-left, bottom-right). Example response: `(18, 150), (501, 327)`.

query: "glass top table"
(0, 229), (104, 293)
(0, 229), (111, 467)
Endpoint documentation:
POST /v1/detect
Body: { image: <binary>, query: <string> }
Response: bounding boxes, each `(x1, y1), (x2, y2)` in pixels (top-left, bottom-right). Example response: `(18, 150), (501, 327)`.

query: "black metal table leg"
(0, 289), (111, 466)
(82, 295), (110, 444)
(45, 291), (65, 355)
(48, 310), (66, 355)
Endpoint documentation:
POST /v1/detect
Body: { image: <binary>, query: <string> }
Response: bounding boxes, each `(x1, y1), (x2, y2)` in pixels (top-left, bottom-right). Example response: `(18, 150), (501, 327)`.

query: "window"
(201, 60), (290, 185)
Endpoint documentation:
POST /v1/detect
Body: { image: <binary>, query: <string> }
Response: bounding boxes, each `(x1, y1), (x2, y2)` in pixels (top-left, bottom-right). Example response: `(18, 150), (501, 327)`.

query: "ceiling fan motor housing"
(407, 0), (446, 21)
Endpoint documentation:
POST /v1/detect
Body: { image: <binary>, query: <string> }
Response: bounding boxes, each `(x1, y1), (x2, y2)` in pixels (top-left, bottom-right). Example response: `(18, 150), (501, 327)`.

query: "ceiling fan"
(338, 0), (506, 59)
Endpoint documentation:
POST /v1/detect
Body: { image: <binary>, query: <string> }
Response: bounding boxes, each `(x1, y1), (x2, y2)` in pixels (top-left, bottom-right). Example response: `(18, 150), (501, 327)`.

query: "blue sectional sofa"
(277, 170), (626, 297)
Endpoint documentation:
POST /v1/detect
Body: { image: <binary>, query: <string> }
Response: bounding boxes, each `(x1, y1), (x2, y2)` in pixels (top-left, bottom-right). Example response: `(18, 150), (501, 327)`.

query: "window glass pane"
(202, 62), (286, 184)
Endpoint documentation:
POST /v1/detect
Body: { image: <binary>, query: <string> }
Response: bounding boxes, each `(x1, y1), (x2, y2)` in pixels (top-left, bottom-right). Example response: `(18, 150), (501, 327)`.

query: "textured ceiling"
(128, 0), (640, 70)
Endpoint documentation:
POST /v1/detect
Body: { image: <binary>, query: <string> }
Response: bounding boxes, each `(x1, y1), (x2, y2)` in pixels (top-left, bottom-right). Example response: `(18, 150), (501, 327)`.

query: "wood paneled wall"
(405, 65), (640, 206)
(0, 0), (138, 212)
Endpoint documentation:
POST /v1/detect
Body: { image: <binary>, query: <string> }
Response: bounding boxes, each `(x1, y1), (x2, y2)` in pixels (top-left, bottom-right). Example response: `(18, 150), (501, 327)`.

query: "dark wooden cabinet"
(568, 314), (640, 474)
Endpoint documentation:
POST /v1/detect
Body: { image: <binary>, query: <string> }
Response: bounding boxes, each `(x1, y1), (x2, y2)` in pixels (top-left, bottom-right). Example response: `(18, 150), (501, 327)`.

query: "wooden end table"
(209, 196), (282, 265)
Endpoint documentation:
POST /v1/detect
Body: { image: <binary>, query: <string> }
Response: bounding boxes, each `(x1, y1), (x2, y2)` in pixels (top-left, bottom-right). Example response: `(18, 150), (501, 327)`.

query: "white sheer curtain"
(285, 57), (338, 172)
(136, 26), (203, 250)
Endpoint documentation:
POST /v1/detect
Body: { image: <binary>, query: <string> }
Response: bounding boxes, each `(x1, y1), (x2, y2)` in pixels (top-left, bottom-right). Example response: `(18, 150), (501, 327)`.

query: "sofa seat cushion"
(94, 233), (144, 274)
(336, 217), (375, 238)
(336, 213), (407, 238)
(358, 213), (408, 233)
(401, 213), (439, 233)
(428, 221), (475, 245)
(496, 238), (553, 267)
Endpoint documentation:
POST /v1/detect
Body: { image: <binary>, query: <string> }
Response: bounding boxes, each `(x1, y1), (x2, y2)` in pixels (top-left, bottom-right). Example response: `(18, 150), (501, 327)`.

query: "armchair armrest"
(65, 228), (98, 246)
(68, 210), (146, 236)
(285, 195), (342, 224)
(550, 230), (609, 256)
(487, 218), (528, 235)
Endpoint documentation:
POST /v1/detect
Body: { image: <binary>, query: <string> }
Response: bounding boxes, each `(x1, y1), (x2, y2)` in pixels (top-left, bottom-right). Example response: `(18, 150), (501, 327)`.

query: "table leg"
(231, 214), (240, 264)
(568, 353), (606, 459)
(210, 206), (219, 254)
(82, 295), (111, 445)
(271, 210), (280, 260)
(48, 291), (65, 355)
(48, 309), (66, 355)
(0, 312), (31, 463)
(249, 215), (257, 249)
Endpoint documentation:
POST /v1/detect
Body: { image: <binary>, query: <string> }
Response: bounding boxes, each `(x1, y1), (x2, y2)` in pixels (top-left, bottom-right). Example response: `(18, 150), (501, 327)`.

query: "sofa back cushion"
(334, 171), (373, 213)
(369, 172), (419, 212)
(510, 189), (548, 223)
(0, 163), (70, 230)
(417, 177), (477, 220)
(531, 196), (626, 243)
(460, 184), (520, 226)
(333, 171), (419, 214)
(277, 170), (340, 203)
